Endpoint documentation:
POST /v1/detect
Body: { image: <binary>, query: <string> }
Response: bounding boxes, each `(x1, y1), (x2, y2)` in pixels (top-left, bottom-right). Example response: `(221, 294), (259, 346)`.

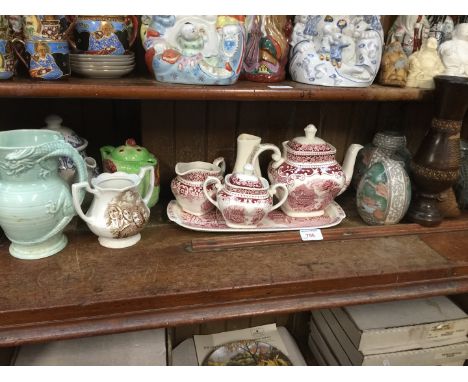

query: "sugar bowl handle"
(203, 176), (222, 209)
(269, 183), (289, 211)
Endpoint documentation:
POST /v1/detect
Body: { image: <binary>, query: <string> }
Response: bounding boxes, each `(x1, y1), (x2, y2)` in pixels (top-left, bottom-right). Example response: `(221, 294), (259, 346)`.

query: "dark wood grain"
(0, 77), (433, 101)
(1, 219), (468, 346)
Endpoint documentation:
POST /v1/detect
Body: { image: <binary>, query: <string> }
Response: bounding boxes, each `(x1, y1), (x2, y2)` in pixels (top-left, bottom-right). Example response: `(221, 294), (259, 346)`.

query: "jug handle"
(126, 16), (139, 48)
(138, 165), (155, 206)
(250, 143), (284, 170)
(269, 184), (289, 211)
(213, 157), (226, 174)
(34, 140), (89, 242)
(203, 176), (222, 209)
(11, 38), (28, 69)
(72, 182), (98, 225)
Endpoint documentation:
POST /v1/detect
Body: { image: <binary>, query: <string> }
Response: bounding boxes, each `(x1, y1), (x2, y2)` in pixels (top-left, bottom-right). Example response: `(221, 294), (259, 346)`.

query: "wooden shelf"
(0, 76), (433, 101)
(1, 201), (468, 347)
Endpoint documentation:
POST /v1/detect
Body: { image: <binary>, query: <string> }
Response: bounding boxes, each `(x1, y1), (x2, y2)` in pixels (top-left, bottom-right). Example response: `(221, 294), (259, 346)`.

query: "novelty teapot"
(254, 124), (363, 217)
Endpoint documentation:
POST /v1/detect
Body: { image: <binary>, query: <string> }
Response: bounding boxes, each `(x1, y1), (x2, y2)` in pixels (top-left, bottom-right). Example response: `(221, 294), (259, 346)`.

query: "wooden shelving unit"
(0, 77), (433, 101)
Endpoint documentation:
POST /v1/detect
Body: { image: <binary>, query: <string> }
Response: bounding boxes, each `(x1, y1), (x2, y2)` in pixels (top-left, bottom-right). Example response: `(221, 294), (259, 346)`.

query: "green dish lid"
(109, 138), (157, 163)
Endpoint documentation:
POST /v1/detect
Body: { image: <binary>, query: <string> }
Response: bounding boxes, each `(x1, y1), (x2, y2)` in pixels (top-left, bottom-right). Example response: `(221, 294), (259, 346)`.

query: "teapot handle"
(212, 157), (226, 174)
(72, 182), (98, 225)
(11, 38), (29, 69)
(250, 143), (284, 170)
(203, 176), (222, 209)
(138, 166), (155, 206)
(269, 184), (289, 211)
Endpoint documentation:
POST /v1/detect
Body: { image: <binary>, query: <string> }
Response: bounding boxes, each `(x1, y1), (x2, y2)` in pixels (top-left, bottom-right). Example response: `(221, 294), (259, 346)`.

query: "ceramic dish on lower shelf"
(71, 65), (135, 79)
(167, 200), (346, 232)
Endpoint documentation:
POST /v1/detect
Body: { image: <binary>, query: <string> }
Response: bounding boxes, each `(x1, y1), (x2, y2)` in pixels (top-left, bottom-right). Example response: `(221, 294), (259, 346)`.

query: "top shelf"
(0, 76), (433, 102)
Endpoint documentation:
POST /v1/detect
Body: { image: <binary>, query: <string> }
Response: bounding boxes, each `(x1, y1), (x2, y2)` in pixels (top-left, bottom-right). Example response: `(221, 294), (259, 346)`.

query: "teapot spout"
(339, 143), (364, 195)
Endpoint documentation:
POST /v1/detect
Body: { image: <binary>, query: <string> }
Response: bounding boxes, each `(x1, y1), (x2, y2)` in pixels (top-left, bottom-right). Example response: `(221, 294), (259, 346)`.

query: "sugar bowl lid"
(43, 114), (88, 150)
(286, 124), (335, 154)
(229, 164), (264, 188)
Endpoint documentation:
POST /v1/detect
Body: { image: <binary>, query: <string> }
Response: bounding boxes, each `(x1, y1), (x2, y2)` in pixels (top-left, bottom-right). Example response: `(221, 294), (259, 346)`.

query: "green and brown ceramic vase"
(356, 156), (411, 225)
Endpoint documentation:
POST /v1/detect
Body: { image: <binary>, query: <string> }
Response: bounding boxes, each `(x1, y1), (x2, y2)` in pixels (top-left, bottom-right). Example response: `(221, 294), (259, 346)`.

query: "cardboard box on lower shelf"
(12, 329), (167, 366)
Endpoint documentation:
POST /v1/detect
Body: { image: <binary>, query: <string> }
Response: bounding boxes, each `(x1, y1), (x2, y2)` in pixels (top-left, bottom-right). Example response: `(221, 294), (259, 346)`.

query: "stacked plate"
(70, 52), (135, 79)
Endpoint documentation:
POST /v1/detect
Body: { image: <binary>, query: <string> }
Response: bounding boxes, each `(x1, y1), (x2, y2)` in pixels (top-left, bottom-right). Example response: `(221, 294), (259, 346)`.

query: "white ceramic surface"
(70, 53), (135, 61)
(167, 199), (346, 232)
(71, 65), (134, 78)
(72, 63), (135, 70)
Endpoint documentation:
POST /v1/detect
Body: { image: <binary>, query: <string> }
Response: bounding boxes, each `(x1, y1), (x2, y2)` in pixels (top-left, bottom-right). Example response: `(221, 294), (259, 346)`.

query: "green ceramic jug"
(0, 129), (88, 259)
(100, 138), (160, 208)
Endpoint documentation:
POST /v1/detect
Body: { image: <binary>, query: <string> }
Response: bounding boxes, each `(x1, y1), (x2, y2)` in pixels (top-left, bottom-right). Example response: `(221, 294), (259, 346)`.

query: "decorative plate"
(202, 340), (292, 366)
(167, 199), (346, 232)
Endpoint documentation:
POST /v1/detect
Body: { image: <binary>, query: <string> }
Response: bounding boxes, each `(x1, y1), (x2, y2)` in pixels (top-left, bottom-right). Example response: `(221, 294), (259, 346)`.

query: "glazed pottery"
(203, 164), (288, 229)
(142, 15), (246, 85)
(289, 15), (383, 87)
(168, 200), (345, 233)
(43, 114), (99, 184)
(455, 140), (468, 209)
(439, 23), (468, 78)
(407, 37), (445, 89)
(71, 65), (134, 79)
(265, 124), (363, 217)
(379, 41), (409, 87)
(243, 16), (292, 82)
(101, 139), (160, 208)
(387, 15), (430, 56)
(0, 129), (87, 259)
(356, 156), (411, 225)
(232, 133), (282, 178)
(13, 38), (70, 80)
(408, 75), (468, 226)
(23, 16), (71, 41)
(68, 16), (138, 55)
(427, 16), (454, 46)
(171, 157), (225, 216)
(353, 131), (411, 189)
(72, 166), (154, 249)
(0, 38), (15, 79)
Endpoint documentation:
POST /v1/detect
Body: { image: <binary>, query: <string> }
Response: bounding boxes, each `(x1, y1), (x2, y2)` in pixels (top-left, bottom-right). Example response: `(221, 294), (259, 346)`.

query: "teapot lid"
(287, 124), (335, 153)
(229, 164), (264, 188)
(110, 138), (156, 163)
(43, 114), (87, 150)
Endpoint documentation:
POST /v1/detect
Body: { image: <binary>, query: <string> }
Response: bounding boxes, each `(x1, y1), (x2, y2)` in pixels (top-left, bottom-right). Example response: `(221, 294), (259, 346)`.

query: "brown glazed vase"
(408, 75), (468, 226)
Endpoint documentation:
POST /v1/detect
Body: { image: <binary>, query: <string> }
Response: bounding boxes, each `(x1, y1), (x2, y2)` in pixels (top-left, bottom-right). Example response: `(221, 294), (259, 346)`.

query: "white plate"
(167, 200), (346, 233)
(70, 60), (135, 67)
(72, 63), (135, 70)
(72, 66), (134, 78)
(70, 53), (135, 61)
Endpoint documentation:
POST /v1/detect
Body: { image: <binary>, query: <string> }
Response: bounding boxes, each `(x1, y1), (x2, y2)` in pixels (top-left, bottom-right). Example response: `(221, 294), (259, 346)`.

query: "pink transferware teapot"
(253, 124), (363, 217)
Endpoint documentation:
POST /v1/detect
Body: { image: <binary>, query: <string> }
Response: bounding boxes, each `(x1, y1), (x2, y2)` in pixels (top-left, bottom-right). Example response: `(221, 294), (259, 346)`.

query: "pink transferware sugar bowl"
(203, 163), (288, 228)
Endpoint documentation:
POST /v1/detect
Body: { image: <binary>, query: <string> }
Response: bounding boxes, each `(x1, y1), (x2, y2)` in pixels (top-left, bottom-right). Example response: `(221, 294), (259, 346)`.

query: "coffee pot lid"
(229, 164), (264, 188)
(43, 114), (87, 150)
(287, 124), (335, 153)
(110, 138), (156, 163)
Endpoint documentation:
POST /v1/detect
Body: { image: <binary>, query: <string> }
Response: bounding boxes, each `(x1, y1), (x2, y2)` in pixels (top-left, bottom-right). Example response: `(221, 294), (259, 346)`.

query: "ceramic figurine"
(353, 131), (411, 190)
(242, 16), (292, 82)
(387, 15), (430, 56)
(142, 15), (246, 85)
(408, 75), (468, 226)
(427, 16), (454, 46)
(23, 16), (70, 41)
(13, 38), (70, 80)
(171, 157), (225, 216)
(289, 15), (383, 87)
(258, 124), (363, 217)
(406, 37), (445, 89)
(379, 41), (409, 87)
(101, 139), (160, 208)
(0, 129), (88, 259)
(43, 115), (98, 184)
(455, 140), (468, 209)
(0, 37), (15, 80)
(68, 15), (138, 55)
(439, 23), (468, 78)
(72, 167), (154, 249)
(203, 164), (288, 228)
(356, 157), (411, 225)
